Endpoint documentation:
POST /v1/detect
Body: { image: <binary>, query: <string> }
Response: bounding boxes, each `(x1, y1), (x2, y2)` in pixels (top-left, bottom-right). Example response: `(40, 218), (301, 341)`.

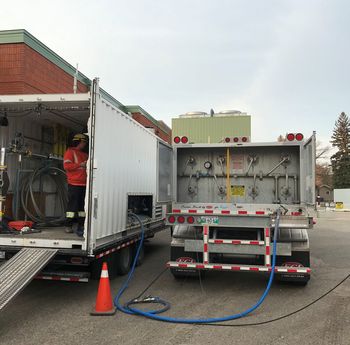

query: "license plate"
(0, 251), (5, 259)
(198, 216), (219, 225)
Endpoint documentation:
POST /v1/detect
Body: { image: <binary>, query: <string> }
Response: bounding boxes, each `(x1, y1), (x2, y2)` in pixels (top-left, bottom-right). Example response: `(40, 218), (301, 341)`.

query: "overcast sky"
(2, 0), (350, 150)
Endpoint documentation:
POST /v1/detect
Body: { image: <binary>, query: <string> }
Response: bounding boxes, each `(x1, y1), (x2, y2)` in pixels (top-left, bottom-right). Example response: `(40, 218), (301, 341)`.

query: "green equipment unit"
(172, 110), (251, 144)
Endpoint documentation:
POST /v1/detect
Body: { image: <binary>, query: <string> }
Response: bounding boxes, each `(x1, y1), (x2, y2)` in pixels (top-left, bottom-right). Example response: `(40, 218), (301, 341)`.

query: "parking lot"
(0, 211), (349, 345)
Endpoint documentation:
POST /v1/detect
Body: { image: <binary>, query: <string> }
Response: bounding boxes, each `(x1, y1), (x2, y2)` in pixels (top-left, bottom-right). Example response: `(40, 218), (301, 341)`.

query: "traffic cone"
(91, 262), (116, 316)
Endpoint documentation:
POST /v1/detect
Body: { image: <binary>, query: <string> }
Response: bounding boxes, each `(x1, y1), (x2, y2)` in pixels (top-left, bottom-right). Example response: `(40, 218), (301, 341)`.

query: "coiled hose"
(115, 210), (281, 324)
(20, 166), (67, 226)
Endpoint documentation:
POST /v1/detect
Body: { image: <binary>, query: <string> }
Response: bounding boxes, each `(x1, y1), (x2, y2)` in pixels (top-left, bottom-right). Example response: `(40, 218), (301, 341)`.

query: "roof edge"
(0, 29), (91, 86)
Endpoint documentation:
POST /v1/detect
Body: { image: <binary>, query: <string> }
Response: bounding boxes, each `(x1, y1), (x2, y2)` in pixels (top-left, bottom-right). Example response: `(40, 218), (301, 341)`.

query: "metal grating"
(0, 248), (57, 311)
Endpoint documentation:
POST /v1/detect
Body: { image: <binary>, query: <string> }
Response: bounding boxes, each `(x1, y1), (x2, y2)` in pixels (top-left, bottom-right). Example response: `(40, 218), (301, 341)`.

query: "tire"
(116, 246), (133, 275)
(90, 252), (118, 280)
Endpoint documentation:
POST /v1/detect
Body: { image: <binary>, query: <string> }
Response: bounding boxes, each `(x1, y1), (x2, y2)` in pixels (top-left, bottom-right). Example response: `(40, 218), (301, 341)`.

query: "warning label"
(232, 154), (244, 172)
(231, 185), (245, 197)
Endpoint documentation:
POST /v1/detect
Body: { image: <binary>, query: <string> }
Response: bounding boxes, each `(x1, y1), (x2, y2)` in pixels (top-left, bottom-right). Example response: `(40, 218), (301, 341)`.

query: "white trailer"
(166, 133), (315, 284)
(0, 79), (172, 310)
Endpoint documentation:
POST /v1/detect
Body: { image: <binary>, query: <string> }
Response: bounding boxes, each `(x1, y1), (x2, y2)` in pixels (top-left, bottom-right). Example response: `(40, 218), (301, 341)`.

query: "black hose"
(20, 166), (67, 226)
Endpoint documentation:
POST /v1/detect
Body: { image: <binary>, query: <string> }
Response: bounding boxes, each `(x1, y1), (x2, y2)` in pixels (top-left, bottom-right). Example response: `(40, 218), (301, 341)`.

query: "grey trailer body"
(167, 134), (316, 283)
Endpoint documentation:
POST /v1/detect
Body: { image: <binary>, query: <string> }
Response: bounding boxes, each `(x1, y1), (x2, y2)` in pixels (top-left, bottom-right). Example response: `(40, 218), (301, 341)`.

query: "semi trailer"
(0, 79), (172, 310)
(167, 132), (315, 284)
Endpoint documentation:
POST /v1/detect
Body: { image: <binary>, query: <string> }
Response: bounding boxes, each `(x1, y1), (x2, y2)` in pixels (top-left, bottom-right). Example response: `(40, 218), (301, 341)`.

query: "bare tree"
(316, 141), (332, 161)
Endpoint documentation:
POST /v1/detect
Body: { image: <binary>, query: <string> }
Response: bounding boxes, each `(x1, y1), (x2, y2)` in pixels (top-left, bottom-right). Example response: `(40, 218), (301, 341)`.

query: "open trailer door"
(301, 131), (316, 207)
(157, 141), (173, 203)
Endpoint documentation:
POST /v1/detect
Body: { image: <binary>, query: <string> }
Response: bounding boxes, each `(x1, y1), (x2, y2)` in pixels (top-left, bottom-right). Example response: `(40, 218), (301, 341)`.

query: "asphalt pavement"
(0, 211), (349, 345)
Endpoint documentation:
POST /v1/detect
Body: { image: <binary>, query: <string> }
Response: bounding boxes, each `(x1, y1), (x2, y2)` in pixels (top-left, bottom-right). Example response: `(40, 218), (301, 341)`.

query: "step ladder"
(0, 248), (58, 311)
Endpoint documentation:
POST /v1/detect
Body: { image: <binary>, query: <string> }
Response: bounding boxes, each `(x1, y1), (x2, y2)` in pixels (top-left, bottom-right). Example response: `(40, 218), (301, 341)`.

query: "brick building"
(0, 29), (171, 143)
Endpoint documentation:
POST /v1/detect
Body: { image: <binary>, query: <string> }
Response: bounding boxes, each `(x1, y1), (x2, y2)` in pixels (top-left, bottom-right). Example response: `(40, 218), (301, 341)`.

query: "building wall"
(132, 112), (171, 144)
(317, 186), (334, 202)
(0, 34), (169, 143)
(0, 43), (88, 94)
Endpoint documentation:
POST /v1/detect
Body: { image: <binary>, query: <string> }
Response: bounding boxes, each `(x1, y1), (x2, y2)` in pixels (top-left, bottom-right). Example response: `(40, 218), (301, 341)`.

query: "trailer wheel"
(116, 246), (133, 275)
(90, 252), (118, 280)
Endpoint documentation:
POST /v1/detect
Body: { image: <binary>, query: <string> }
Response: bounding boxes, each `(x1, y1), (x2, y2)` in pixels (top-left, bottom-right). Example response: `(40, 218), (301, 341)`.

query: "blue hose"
(114, 211), (280, 324)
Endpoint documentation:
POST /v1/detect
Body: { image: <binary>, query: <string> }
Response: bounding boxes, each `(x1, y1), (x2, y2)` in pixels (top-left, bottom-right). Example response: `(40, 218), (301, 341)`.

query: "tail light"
(187, 216), (195, 224)
(181, 136), (188, 144)
(174, 136), (181, 144)
(177, 216), (185, 223)
(233, 137), (239, 142)
(225, 137), (230, 143)
(70, 257), (83, 264)
(242, 137), (248, 142)
(286, 133), (304, 141)
(295, 133), (304, 141)
(286, 133), (295, 141)
(168, 216), (176, 223)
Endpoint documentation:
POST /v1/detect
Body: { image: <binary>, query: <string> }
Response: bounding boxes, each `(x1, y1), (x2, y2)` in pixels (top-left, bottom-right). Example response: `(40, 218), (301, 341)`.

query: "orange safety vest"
(63, 147), (88, 186)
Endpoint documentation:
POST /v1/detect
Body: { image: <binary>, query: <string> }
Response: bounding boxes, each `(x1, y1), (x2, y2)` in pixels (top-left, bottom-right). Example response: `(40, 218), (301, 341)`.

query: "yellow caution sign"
(335, 202), (344, 209)
(231, 185), (245, 197)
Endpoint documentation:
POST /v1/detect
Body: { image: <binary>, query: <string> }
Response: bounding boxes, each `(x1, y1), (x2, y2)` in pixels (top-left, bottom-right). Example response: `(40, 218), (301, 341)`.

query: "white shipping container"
(0, 79), (172, 255)
(334, 188), (350, 210)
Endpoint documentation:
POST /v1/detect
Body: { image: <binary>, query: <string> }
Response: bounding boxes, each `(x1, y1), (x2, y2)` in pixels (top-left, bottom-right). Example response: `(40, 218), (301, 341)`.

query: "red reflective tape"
(189, 209), (197, 213)
(250, 241), (260, 245)
(203, 243), (208, 252)
(214, 240), (223, 244)
(213, 265), (222, 270)
(238, 210), (247, 215)
(70, 277), (80, 282)
(249, 267), (260, 271)
(231, 266), (241, 271)
(266, 246), (270, 255)
(291, 212), (301, 216)
(178, 264), (188, 268)
(52, 276), (61, 281)
(205, 210), (214, 214)
(232, 240), (241, 245)
(203, 226), (209, 235)
(256, 211), (265, 215)
(287, 269), (298, 273)
(196, 264), (205, 269)
(173, 209), (181, 213)
(265, 228), (270, 237)
(221, 210), (230, 214)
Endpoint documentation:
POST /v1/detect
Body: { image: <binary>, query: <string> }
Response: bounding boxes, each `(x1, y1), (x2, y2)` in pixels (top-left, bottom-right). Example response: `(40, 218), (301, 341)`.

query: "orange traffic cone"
(91, 262), (116, 316)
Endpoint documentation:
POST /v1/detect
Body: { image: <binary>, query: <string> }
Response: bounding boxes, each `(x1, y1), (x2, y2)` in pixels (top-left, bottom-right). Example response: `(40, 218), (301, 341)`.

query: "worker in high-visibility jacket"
(63, 134), (88, 236)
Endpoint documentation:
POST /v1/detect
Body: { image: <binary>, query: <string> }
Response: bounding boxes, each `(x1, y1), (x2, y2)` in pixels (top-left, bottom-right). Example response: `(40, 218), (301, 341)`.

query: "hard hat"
(73, 134), (88, 142)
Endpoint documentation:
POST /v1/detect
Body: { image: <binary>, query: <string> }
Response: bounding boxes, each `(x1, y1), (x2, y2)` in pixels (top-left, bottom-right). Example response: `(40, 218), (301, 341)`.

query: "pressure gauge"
(204, 161), (212, 169)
